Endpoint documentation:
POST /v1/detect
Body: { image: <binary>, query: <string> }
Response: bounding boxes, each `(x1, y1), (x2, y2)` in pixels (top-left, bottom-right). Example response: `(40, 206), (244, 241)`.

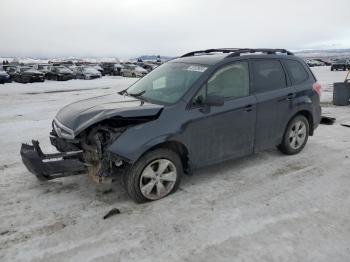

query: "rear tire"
(278, 115), (309, 155)
(123, 148), (183, 203)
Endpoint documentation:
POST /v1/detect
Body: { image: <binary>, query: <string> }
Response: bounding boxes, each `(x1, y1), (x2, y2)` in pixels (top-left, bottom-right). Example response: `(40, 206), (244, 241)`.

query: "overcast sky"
(0, 0), (349, 58)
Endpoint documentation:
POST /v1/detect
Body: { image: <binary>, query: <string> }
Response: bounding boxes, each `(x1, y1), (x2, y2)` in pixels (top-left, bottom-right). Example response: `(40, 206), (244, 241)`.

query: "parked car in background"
(67, 65), (78, 72)
(33, 64), (51, 76)
(101, 63), (115, 75)
(74, 66), (102, 79)
(314, 58), (331, 66)
(121, 64), (148, 77)
(305, 59), (323, 67)
(331, 59), (349, 71)
(46, 66), (75, 81)
(142, 63), (158, 73)
(0, 70), (11, 84)
(112, 63), (123, 76)
(13, 66), (45, 83)
(4, 65), (18, 80)
(92, 64), (104, 75)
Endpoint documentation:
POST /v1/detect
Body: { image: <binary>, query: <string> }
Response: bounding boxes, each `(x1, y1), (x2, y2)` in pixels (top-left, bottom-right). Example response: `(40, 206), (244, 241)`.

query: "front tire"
(278, 115), (309, 155)
(124, 148), (183, 203)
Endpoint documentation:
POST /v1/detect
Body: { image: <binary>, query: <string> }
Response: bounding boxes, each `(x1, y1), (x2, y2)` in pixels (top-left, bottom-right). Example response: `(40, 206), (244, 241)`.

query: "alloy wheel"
(139, 159), (177, 200)
(289, 120), (307, 149)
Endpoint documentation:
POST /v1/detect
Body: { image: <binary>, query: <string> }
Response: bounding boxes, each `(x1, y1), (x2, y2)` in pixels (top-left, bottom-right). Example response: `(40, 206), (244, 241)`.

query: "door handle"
(286, 93), (296, 100)
(244, 105), (253, 112)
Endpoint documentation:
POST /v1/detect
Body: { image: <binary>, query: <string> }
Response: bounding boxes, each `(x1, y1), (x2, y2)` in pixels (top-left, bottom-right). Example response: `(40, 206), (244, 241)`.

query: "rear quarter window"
(284, 59), (309, 85)
(252, 59), (286, 93)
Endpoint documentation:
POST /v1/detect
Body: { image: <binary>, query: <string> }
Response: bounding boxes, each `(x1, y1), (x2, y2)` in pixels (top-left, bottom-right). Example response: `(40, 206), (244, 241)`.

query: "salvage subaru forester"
(21, 48), (321, 203)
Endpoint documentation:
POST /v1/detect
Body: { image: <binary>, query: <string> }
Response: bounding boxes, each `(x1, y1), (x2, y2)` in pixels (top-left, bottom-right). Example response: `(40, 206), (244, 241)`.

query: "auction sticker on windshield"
(185, 65), (207, 72)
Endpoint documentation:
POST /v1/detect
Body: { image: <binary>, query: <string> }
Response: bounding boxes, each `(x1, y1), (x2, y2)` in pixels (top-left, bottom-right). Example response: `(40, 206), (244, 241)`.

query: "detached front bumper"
(20, 140), (87, 180)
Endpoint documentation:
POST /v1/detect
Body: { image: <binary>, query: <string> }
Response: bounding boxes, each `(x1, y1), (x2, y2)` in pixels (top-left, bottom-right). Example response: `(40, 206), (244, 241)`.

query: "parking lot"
(0, 67), (350, 262)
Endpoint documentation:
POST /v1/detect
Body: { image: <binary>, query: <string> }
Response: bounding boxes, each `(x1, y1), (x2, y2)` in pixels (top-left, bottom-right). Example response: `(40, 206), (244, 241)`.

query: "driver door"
(181, 61), (257, 167)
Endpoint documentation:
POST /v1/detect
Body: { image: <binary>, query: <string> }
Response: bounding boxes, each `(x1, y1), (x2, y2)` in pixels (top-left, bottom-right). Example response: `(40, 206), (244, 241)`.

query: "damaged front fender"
(54, 93), (164, 138)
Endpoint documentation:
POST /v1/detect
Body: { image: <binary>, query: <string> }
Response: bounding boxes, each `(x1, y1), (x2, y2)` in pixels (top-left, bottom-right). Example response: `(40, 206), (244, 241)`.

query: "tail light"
(312, 82), (321, 95)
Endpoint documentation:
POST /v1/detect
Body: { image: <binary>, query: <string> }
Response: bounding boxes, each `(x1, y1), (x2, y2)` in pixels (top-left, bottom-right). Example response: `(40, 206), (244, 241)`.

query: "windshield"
(126, 62), (208, 104)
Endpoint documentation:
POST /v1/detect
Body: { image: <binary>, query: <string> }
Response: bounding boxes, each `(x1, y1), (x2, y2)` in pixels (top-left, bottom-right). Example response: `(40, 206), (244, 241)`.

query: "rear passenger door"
(252, 59), (296, 152)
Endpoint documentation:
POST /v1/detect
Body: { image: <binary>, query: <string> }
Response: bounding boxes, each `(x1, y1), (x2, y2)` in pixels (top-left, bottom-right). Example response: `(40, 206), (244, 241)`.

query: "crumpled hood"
(55, 93), (164, 136)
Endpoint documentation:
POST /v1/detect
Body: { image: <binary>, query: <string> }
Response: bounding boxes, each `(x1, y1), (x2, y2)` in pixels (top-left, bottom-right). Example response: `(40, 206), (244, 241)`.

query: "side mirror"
(206, 94), (224, 107)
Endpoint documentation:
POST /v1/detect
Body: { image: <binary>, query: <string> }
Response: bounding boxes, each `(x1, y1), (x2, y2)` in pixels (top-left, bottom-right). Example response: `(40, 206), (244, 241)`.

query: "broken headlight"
(53, 119), (75, 139)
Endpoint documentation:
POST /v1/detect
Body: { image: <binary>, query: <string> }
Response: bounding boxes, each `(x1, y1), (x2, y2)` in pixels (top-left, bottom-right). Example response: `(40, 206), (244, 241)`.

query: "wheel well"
(294, 110), (314, 135)
(147, 141), (189, 173)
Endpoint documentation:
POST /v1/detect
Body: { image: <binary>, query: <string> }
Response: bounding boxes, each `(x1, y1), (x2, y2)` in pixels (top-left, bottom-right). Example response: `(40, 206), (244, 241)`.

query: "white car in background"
(74, 66), (102, 80)
(121, 64), (147, 77)
(91, 64), (104, 75)
(33, 64), (51, 75)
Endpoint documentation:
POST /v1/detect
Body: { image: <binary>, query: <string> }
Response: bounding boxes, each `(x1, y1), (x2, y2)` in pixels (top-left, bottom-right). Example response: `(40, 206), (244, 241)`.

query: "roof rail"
(180, 48), (294, 58)
(180, 48), (242, 57)
(226, 48), (294, 57)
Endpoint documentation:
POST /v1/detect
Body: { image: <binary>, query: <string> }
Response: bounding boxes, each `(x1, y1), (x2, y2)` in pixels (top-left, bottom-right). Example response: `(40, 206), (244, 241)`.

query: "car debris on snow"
(103, 208), (121, 219)
(320, 116), (336, 125)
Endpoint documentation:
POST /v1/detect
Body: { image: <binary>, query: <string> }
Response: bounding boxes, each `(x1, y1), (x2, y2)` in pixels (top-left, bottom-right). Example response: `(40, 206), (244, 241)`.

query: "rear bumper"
(20, 140), (87, 180)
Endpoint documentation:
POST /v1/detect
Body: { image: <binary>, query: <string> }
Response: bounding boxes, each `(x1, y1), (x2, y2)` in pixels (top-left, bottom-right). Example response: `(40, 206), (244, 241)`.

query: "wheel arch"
(290, 110), (314, 136)
(138, 140), (190, 174)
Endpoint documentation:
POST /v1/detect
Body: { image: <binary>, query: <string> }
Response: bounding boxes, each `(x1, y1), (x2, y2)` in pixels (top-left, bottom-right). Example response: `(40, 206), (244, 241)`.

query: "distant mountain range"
(2, 49), (350, 64)
(135, 55), (174, 61)
(294, 49), (350, 58)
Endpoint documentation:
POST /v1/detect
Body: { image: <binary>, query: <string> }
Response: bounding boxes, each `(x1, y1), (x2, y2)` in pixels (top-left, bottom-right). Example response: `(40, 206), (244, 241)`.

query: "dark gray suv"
(21, 48), (321, 203)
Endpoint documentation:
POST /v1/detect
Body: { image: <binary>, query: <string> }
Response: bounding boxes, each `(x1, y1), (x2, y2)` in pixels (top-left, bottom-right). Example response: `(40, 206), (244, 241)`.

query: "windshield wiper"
(127, 90), (146, 97)
(118, 89), (146, 97)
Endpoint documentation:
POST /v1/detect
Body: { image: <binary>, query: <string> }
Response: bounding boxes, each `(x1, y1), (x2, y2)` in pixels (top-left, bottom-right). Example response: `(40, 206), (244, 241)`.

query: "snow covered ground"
(0, 67), (349, 262)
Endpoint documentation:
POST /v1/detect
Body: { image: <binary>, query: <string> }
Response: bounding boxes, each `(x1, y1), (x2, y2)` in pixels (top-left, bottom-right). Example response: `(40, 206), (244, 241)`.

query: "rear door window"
(252, 59), (286, 93)
(284, 59), (309, 85)
(207, 61), (250, 98)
